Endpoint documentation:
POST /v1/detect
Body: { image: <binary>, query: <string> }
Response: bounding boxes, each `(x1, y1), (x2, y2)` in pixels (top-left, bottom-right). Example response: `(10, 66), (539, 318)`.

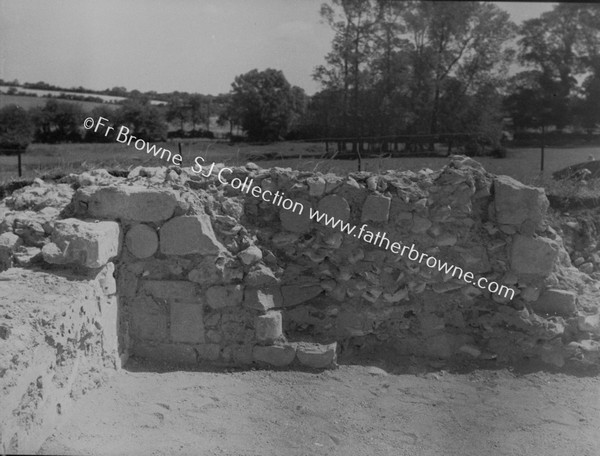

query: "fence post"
(18, 150), (22, 177)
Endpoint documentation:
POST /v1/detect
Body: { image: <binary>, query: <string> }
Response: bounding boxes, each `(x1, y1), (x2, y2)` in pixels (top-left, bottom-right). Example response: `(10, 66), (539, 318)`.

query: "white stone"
(494, 175), (548, 230)
(255, 311), (283, 343)
(238, 245), (262, 265)
(43, 218), (120, 268)
(253, 344), (296, 367)
(296, 342), (337, 369)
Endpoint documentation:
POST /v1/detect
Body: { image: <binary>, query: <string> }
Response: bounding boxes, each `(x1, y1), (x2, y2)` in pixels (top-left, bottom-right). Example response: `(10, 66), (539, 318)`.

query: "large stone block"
(75, 185), (179, 222)
(253, 343), (296, 367)
(362, 194), (391, 223)
(170, 301), (204, 343)
(206, 284), (244, 310)
(279, 198), (312, 233)
(160, 215), (225, 255)
(0, 232), (22, 251)
(125, 224), (158, 258)
(42, 218), (120, 268)
(133, 343), (195, 364)
(131, 296), (168, 342)
(510, 235), (558, 276)
(140, 280), (197, 301)
(578, 313), (600, 336)
(531, 289), (577, 317)
(281, 283), (322, 307)
(494, 176), (548, 230)
(232, 344), (254, 365)
(296, 342), (337, 369)
(317, 195), (350, 223)
(255, 311), (283, 344)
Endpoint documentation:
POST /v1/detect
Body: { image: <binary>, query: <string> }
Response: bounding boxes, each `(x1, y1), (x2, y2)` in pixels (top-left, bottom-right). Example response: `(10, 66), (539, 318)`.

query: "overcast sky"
(0, 1), (555, 96)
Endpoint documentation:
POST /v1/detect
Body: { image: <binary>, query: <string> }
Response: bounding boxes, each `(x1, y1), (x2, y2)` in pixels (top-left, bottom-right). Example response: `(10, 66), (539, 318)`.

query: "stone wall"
(1, 157), (600, 380)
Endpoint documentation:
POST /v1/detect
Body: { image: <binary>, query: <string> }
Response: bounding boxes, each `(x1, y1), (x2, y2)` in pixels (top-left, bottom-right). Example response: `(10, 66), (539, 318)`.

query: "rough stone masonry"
(2, 156), (600, 371)
(3, 155), (600, 451)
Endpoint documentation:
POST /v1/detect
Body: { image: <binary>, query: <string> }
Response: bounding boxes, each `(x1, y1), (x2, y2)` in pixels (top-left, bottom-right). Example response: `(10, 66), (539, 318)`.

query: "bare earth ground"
(38, 360), (600, 456)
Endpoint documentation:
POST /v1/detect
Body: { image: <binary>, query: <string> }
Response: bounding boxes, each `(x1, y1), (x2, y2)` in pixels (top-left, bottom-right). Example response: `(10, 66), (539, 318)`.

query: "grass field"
(0, 94), (115, 113)
(1, 140), (599, 190)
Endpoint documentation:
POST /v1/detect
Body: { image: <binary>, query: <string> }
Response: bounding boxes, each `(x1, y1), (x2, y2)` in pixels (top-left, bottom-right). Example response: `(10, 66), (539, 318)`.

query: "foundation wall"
(1, 157), (599, 385)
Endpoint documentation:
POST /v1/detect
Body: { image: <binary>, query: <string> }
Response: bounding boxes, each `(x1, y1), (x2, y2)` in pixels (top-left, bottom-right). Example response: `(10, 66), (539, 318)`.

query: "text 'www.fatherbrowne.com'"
(306, 207), (515, 300)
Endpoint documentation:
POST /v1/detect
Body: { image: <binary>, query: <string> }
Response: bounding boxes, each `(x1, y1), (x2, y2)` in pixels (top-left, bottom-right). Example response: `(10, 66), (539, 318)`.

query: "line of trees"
(2, 2), (599, 151)
(218, 2), (600, 146)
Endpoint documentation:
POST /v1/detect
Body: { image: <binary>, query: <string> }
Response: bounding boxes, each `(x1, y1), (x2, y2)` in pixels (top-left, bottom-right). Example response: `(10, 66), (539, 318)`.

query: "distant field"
(0, 94), (117, 112)
(1, 140), (599, 188)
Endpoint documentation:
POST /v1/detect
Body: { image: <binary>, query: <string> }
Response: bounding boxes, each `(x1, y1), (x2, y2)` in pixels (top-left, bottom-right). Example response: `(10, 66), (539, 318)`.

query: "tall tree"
(118, 99), (168, 141)
(30, 100), (85, 143)
(403, 1), (515, 141)
(229, 68), (302, 141)
(0, 104), (34, 151)
(188, 94), (206, 131)
(314, 0), (378, 137)
(515, 4), (600, 131)
(166, 94), (191, 131)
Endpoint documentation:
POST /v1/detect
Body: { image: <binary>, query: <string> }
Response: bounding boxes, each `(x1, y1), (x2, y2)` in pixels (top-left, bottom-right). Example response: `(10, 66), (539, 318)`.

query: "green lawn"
(2, 140), (600, 188)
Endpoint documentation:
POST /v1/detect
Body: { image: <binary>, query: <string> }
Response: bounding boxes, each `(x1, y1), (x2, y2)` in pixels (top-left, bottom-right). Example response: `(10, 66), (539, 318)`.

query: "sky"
(0, 1), (555, 96)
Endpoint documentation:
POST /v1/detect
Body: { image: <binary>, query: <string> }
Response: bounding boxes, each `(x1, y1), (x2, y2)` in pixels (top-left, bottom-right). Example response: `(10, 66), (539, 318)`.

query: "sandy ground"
(38, 360), (600, 456)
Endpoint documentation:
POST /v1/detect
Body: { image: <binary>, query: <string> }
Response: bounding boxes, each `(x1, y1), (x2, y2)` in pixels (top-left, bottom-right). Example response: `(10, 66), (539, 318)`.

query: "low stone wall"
(1, 157), (600, 383)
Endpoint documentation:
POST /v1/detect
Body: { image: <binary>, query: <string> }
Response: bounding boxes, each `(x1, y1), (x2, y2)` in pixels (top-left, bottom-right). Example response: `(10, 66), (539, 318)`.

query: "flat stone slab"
(362, 194), (391, 223)
(253, 344), (296, 367)
(510, 235), (558, 277)
(160, 215), (225, 255)
(494, 176), (548, 230)
(296, 342), (337, 369)
(75, 186), (180, 222)
(531, 289), (578, 317)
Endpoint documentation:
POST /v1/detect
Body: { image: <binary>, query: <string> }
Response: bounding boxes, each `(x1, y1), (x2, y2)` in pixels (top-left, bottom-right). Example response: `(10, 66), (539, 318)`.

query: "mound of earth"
(553, 160), (600, 180)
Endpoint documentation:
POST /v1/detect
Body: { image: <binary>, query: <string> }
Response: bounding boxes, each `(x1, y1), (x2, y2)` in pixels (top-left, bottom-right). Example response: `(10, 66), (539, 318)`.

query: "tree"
(402, 1), (515, 141)
(166, 94), (191, 131)
(229, 68), (302, 141)
(118, 99), (168, 141)
(188, 94), (206, 131)
(515, 4), (600, 131)
(314, 0), (378, 137)
(0, 104), (34, 152)
(30, 99), (85, 143)
(314, 0), (516, 145)
(504, 71), (564, 132)
(85, 105), (121, 142)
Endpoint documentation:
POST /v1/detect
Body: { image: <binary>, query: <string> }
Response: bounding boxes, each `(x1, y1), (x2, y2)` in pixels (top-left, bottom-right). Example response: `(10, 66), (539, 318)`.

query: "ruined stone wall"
(1, 157), (600, 379)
